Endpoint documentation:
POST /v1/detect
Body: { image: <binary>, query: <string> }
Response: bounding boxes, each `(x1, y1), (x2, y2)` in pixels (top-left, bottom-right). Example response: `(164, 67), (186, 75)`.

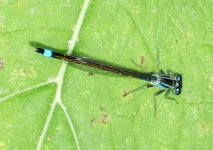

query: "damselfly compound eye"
(175, 75), (182, 82)
(174, 87), (181, 95)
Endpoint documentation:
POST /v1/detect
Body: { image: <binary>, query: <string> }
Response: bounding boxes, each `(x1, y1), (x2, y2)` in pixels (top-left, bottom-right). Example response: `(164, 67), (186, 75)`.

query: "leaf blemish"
(101, 114), (108, 124)
(209, 77), (213, 90)
(90, 118), (96, 127)
(131, 41), (135, 48)
(211, 78), (213, 86)
(87, 72), (94, 76)
(140, 56), (145, 64)
(123, 90), (128, 97)
(200, 122), (210, 134)
(100, 106), (107, 112)
(47, 137), (52, 141)
(0, 58), (4, 70)
(100, 107), (109, 124)
(9, 67), (37, 82)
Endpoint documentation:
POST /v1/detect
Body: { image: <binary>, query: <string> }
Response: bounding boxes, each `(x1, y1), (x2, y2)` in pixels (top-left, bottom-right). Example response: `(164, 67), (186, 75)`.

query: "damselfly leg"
(127, 49), (180, 116)
(157, 48), (164, 74)
(130, 58), (151, 74)
(167, 69), (174, 77)
(154, 90), (165, 116)
(165, 89), (178, 104)
(123, 84), (152, 97)
(125, 59), (152, 97)
(153, 88), (178, 116)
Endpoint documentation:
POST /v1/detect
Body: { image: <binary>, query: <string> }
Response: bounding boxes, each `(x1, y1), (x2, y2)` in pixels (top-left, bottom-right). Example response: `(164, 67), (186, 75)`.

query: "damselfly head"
(173, 74), (182, 95)
(35, 48), (45, 54)
(175, 74), (182, 82)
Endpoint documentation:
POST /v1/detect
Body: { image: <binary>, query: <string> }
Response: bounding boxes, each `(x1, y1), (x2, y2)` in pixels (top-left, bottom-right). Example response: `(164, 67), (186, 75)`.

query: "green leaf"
(0, 0), (213, 149)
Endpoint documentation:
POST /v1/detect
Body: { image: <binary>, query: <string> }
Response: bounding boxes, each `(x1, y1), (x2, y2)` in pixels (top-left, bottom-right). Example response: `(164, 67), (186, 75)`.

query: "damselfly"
(35, 48), (182, 116)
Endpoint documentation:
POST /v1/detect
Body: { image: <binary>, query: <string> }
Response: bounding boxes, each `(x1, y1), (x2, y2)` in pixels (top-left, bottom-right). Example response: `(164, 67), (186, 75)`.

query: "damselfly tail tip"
(35, 48), (53, 58)
(35, 48), (44, 54)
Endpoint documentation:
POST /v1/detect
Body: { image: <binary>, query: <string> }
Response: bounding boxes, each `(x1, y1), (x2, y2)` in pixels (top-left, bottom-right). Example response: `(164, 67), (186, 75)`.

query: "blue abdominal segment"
(43, 49), (53, 57)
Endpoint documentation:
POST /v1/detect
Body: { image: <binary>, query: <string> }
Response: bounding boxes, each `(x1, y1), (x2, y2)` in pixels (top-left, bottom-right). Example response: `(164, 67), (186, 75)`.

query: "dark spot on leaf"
(140, 56), (145, 64)
(184, 32), (190, 41)
(99, 106), (105, 112)
(176, 39), (179, 43)
(131, 40), (136, 48)
(123, 90), (129, 97)
(22, 69), (27, 74)
(200, 122), (209, 133)
(100, 107), (109, 124)
(88, 72), (94, 76)
(211, 80), (213, 87)
(0, 58), (4, 70)
(101, 114), (108, 124)
(90, 118), (96, 127)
